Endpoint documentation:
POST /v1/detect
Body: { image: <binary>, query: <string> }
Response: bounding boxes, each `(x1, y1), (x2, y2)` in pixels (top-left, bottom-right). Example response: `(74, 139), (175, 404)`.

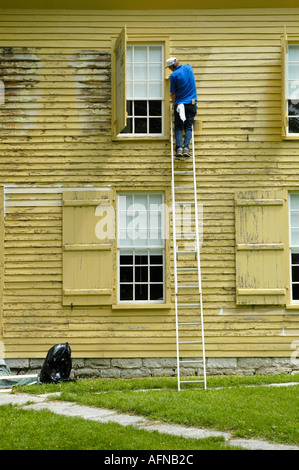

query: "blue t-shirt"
(170, 64), (197, 105)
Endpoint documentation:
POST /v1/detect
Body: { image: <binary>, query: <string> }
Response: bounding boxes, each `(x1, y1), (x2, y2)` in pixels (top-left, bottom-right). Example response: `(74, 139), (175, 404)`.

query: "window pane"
(134, 63), (147, 80)
(291, 228), (299, 245)
(127, 63), (133, 80)
(149, 46), (162, 62)
(149, 118), (162, 133)
(135, 284), (148, 300)
(149, 63), (162, 80)
(134, 82), (147, 98)
(135, 266), (148, 282)
(134, 101), (147, 116)
(289, 117), (299, 133)
(134, 117), (147, 133)
(120, 284), (133, 301)
(120, 254), (133, 265)
(291, 212), (299, 227)
(149, 82), (162, 98)
(126, 100), (133, 116)
(149, 100), (162, 116)
(290, 194), (299, 209)
(288, 63), (299, 79)
(288, 45), (299, 61)
(292, 266), (299, 282)
(127, 46), (133, 62)
(134, 46), (147, 62)
(120, 266), (133, 282)
(292, 283), (299, 300)
(150, 266), (163, 282)
(135, 254), (148, 265)
(288, 100), (299, 116)
(126, 82), (133, 99)
(288, 81), (299, 99)
(150, 254), (163, 264)
(150, 284), (163, 301)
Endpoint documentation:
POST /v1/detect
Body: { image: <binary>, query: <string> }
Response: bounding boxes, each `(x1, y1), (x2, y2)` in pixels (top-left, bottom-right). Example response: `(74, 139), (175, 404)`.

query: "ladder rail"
(170, 105), (181, 390)
(191, 125), (207, 390)
(170, 104), (206, 391)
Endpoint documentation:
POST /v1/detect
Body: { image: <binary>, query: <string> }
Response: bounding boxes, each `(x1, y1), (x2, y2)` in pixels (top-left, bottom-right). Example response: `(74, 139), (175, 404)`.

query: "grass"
(15, 373), (299, 446)
(0, 405), (242, 450)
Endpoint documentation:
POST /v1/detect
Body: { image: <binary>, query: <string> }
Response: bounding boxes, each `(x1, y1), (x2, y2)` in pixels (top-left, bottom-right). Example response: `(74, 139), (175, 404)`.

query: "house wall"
(0, 8), (299, 370)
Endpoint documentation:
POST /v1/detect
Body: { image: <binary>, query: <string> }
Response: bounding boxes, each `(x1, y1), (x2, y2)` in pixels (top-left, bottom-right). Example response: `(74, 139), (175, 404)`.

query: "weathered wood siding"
(0, 8), (298, 359)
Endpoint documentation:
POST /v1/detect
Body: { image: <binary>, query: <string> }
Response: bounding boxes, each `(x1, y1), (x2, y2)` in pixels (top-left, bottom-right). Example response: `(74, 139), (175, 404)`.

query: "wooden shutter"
(281, 29), (288, 137)
(62, 190), (114, 306)
(235, 190), (287, 305)
(112, 25), (127, 136)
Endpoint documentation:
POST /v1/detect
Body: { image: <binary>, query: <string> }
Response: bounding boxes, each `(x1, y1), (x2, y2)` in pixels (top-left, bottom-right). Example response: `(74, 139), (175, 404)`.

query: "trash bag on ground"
(39, 342), (72, 383)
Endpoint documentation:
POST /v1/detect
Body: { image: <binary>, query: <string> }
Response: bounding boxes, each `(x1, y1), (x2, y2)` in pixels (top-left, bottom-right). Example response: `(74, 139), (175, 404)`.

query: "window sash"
(117, 192), (165, 303)
(289, 193), (299, 302)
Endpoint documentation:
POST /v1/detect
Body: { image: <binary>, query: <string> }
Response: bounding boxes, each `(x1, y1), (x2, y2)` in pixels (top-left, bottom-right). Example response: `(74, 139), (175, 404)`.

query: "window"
(121, 45), (164, 136)
(117, 193), (165, 303)
(286, 44), (299, 134)
(289, 193), (299, 302)
(112, 27), (169, 138)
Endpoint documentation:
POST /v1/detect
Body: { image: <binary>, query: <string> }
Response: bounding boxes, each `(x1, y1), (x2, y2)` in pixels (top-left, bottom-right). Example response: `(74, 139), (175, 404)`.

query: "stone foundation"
(4, 357), (299, 379)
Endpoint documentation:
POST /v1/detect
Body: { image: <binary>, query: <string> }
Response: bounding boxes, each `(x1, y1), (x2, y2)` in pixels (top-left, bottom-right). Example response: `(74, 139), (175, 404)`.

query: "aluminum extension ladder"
(170, 106), (207, 391)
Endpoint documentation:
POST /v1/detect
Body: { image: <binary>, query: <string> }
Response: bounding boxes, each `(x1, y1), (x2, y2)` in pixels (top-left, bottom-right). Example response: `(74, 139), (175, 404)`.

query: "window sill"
(112, 303), (172, 310)
(283, 135), (299, 140)
(112, 136), (169, 142)
(285, 304), (299, 310)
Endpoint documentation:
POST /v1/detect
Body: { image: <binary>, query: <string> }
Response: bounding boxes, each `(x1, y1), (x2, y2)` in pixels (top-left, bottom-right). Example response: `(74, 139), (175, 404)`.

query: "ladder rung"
(179, 359), (203, 363)
(177, 303), (201, 307)
(175, 201), (195, 205)
(178, 322), (202, 325)
(178, 285), (199, 289)
(176, 234), (196, 239)
(174, 186), (194, 190)
(179, 380), (205, 384)
(175, 217), (196, 221)
(177, 268), (198, 271)
(179, 341), (202, 344)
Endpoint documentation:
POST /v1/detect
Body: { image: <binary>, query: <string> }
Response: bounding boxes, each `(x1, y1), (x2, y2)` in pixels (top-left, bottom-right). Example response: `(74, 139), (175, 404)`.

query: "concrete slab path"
(0, 390), (298, 451)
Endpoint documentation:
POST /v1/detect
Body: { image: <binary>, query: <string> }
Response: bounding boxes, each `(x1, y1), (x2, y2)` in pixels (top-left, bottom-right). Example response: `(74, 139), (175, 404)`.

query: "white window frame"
(289, 193), (299, 303)
(121, 44), (165, 137)
(286, 43), (299, 136)
(117, 192), (165, 304)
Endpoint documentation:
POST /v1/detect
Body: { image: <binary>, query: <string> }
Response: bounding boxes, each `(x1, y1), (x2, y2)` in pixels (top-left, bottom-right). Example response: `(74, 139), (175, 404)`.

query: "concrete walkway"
(0, 389), (298, 451)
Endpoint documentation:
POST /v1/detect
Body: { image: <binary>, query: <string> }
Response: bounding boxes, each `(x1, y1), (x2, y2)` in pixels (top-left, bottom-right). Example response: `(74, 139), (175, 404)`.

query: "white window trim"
(117, 192), (166, 304)
(121, 43), (165, 138)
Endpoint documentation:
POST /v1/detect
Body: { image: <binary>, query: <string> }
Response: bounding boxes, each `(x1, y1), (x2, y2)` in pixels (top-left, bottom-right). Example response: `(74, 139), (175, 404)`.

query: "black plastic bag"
(40, 342), (72, 383)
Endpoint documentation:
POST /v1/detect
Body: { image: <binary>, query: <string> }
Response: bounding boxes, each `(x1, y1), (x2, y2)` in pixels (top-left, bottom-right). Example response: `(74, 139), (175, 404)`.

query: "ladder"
(170, 106), (207, 391)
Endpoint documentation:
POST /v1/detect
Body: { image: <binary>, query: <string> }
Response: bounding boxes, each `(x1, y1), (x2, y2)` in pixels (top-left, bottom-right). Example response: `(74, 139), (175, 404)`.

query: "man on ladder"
(166, 57), (197, 158)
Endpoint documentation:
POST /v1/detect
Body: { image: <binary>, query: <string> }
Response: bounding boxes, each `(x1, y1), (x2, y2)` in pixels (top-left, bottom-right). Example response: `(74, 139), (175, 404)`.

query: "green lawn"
(14, 373), (299, 447)
(0, 405), (243, 450)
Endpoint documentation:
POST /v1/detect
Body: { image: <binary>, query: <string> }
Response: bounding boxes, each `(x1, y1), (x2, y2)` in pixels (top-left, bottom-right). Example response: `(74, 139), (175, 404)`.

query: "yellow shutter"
(112, 25), (127, 136)
(62, 190), (114, 306)
(235, 190), (287, 306)
(281, 28), (288, 137)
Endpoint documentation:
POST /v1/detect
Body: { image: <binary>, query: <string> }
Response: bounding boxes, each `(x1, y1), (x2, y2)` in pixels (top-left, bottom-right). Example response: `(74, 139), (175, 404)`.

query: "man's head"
(166, 57), (179, 71)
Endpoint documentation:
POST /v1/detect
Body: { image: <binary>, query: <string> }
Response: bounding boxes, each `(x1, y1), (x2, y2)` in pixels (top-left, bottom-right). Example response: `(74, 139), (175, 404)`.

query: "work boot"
(175, 147), (183, 158)
(183, 148), (192, 157)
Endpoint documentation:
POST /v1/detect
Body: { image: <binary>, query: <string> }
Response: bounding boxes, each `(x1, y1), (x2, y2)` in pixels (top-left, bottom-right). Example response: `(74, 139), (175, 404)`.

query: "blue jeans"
(174, 103), (197, 151)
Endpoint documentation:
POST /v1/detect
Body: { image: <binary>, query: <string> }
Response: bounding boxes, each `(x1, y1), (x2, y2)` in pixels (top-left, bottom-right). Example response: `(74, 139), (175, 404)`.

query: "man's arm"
(171, 93), (176, 105)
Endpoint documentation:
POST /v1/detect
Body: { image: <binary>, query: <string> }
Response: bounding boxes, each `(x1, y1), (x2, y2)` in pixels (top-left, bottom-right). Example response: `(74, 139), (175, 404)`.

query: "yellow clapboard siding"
(1, 8), (299, 360)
